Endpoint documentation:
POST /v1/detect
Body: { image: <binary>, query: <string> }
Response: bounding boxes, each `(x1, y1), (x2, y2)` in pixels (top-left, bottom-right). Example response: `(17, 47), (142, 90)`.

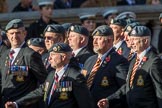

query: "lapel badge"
(81, 69), (87, 77)
(137, 75), (144, 86)
(59, 92), (68, 100)
(101, 76), (109, 87)
(44, 82), (49, 92)
(117, 48), (122, 55)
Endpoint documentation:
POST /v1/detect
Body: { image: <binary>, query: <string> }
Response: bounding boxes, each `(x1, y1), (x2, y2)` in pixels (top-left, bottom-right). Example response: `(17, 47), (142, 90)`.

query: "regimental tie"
(9, 50), (15, 66)
(87, 58), (101, 89)
(129, 57), (140, 87)
(128, 52), (134, 61)
(48, 73), (59, 105)
(8, 50), (15, 74)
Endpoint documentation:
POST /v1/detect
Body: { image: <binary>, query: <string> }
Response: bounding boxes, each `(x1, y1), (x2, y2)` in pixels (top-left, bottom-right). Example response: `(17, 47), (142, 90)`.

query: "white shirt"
(10, 41), (25, 64)
(55, 64), (68, 81)
(72, 46), (85, 57)
(113, 40), (124, 51)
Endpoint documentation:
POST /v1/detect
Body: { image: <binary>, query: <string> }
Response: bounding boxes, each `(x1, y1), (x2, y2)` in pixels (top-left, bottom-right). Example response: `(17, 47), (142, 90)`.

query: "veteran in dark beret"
(2, 19), (47, 108)
(123, 22), (141, 61)
(42, 24), (65, 72)
(68, 25), (94, 68)
(6, 42), (95, 108)
(27, 0), (58, 39)
(27, 38), (47, 55)
(110, 18), (130, 58)
(83, 25), (129, 108)
(62, 23), (73, 43)
(98, 25), (162, 108)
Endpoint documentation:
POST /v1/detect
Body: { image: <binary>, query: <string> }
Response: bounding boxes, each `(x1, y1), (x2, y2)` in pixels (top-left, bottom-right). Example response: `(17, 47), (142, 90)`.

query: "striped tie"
(48, 73), (59, 105)
(128, 52), (134, 61)
(129, 57), (140, 87)
(87, 58), (101, 89)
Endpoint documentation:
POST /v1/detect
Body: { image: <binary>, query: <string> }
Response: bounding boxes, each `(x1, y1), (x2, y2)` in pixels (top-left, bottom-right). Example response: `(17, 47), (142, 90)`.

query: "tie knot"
(55, 73), (59, 81)
(9, 50), (15, 59)
(97, 58), (101, 63)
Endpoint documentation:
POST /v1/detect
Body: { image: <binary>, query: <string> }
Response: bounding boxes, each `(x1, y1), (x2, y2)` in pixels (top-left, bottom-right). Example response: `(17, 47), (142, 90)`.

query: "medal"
(59, 92), (68, 100)
(137, 75), (144, 86)
(101, 76), (109, 87)
(16, 75), (24, 82)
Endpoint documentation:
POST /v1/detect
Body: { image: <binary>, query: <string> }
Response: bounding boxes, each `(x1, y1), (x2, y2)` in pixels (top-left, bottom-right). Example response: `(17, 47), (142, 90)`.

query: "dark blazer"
(116, 41), (130, 59)
(74, 47), (94, 68)
(0, 42), (8, 58)
(15, 61), (95, 108)
(83, 48), (129, 108)
(27, 17), (58, 39)
(0, 44), (48, 108)
(108, 47), (162, 108)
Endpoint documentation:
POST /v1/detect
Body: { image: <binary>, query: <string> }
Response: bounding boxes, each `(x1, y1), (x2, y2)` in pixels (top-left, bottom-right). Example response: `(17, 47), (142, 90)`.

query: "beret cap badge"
(53, 47), (58, 52)
(13, 24), (18, 28)
(127, 26), (132, 31)
(70, 26), (74, 31)
(110, 19), (114, 24)
(47, 26), (52, 32)
(131, 30), (136, 35)
(27, 40), (31, 45)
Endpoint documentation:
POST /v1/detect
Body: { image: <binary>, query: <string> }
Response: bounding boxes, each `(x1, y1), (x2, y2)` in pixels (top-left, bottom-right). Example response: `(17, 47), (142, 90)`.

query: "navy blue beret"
(92, 25), (113, 36)
(5, 19), (24, 31)
(27, 38), (45, 48)
(129, 26), (151, 37)
(110, 18), (127, 27)
(62, 23), (73, 31)
(124, 22), (141, 33)
(44, 24), (65, 35)
(69, 25), (89, 36)
(49, 42), (72, 53)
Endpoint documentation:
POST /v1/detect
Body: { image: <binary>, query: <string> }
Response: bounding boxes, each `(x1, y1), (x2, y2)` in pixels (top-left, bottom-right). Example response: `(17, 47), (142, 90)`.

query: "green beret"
(129, 26), (151, 37)
(69, 25), (89, 36)
(44, 24), (65, 35)
(92, 25), (113, 36)
(49, 43), (72, 53)
(27, 38), (45, 48)
(110, 18), (127, 27)
(62, 23), (73, 31)
(124, 22), (141, 33)
(5, 19), (24, 31)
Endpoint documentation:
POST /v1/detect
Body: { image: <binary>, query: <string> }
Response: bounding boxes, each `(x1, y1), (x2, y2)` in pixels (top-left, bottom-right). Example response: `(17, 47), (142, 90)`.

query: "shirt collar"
(99, 47), (113, 62)
(55, 64), (68, 81)
(72, 46), (85, 57)
(138, 46), (151, 61)
(113, 40), (124, 51)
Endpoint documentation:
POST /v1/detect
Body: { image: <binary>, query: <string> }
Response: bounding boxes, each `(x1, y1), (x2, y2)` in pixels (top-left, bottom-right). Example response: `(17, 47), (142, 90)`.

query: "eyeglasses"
(44, 36), (54, 40)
